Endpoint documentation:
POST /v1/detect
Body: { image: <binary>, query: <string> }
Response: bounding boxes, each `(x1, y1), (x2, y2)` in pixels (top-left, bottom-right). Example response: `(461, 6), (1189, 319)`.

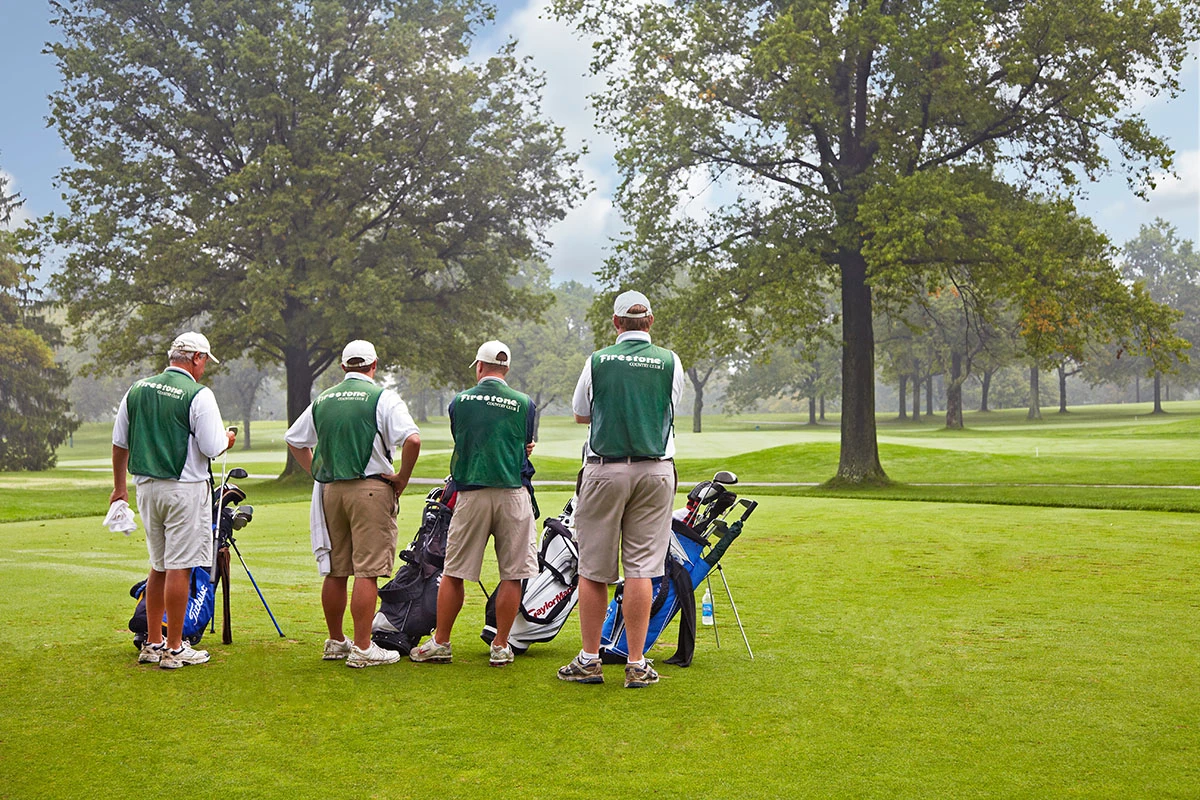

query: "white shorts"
(135, 479), (212, 571)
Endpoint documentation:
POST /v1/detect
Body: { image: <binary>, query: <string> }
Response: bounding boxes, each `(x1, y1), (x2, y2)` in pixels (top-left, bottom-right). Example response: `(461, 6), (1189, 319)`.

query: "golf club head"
(713, 470), (738, 486)
(229, 467), (249, 480)
(215, 483), (247, 508)
(232, 505), (254, 530)
(687, 480), (715, 504)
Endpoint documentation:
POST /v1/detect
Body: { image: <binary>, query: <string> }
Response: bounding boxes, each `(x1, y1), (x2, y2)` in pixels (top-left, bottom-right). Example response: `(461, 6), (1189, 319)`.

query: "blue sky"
(2, 1), (1196, 285)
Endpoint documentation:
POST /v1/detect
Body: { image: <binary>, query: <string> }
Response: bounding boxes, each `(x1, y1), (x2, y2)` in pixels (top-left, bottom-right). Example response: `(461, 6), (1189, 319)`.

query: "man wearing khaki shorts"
(410, 340), (538, 667)
(285, 340), (421, 668)
(558, 290), (684, 688)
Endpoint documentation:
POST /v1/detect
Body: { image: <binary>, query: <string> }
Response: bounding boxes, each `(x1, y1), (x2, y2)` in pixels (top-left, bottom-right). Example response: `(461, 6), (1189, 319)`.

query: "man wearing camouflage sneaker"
(410, 341), (538, 668)
(558, 291), (683, 688)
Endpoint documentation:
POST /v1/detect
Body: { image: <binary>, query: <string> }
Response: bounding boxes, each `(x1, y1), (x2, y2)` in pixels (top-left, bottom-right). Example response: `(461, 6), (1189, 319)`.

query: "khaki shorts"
(136, 479), (212, 572)
(574, 460), (675, 583)
(322, 479), (398, 578)
(443, 488), (538, 582)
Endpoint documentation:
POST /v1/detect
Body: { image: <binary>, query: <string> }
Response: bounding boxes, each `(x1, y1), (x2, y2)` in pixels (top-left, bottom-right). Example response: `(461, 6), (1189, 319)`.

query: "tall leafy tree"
(48, 0), (582, 472)
(0, 175), (79, 471)
(553, 0), (1197, 483)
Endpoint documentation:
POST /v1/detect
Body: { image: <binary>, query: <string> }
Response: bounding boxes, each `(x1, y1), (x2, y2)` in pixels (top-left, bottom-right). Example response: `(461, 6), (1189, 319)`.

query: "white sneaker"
(159, 644), (210, 669)
(138, 641), (165, 664)
(346, 642), (401, 668)
(489, 643), (514, 667)
(409, 638), (453, 663)
(322, 637), (353, 660)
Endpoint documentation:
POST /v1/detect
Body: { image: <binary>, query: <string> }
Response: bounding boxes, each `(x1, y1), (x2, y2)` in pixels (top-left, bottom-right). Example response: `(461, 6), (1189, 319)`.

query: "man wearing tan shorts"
(410, 340), (538, 667)
(558, 290), (685, 688)
(285, 340), (421, 668)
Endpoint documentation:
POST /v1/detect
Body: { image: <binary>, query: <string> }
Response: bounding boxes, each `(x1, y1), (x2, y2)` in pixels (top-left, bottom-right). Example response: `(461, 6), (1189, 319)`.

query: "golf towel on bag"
(128, 566), (215, 646)
(371, 483), (456, 653)
(481, 503), (580, 653)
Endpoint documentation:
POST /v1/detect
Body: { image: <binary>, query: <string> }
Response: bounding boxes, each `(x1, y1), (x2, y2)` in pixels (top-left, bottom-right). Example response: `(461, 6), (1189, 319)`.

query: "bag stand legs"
(715, 564), (753, 660)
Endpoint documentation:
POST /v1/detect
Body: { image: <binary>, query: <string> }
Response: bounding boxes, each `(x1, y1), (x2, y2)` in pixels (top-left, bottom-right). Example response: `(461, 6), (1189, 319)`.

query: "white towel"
(103, 500), (137, 535)
(309, 482), (331, 576)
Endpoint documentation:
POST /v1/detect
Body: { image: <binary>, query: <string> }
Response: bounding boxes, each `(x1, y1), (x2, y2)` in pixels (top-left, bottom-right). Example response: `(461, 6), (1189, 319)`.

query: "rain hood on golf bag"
(129, 566), (215, 646)
(371, 483), (456, 652)
(480, 498), (579, 653)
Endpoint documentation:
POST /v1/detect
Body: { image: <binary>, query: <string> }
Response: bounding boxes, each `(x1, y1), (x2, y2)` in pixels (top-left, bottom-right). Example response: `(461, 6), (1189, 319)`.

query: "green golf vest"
(449, 380), (531, 488)
(311, 378), (386, 483)
(588, 340), (675, 458)
(126, 369), (205, 480)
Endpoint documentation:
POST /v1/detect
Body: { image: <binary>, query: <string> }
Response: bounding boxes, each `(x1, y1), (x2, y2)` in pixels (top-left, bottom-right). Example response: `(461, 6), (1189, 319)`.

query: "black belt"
(586, 456), (672, 464)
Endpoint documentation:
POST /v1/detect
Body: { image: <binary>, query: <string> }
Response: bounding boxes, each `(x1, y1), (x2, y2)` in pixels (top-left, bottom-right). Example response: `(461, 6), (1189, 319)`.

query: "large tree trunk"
(912, 366), (922, 422)
(945, 352), (964, 429)
(1058, 365), (1069, 413)
(926, 375), (934, 416)
(808, 396), (817, 425)
(835, 250), (886, 484)
(242, 415), (252, 450)
(686, 366), (712, 434)
(1135, 374), (1141, 403)
(1027, 365), (1041, 420)
(979, 369), (992, 412)
(283, 344), (317, 477)
(1152, 371), (1165, 414)
(897, 375), (908, 420)
(819, 394), (826, 422)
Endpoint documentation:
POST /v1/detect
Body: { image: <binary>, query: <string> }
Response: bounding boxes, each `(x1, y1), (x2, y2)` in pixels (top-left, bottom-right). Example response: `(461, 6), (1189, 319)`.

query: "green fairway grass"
(1, 492), (1197, 798)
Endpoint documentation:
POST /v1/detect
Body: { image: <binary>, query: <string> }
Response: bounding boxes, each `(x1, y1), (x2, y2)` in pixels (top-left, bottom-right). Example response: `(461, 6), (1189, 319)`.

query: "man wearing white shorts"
(558, 291), (684, 688)
(410, 341), (538, 667)
(112, 331), (235, 669)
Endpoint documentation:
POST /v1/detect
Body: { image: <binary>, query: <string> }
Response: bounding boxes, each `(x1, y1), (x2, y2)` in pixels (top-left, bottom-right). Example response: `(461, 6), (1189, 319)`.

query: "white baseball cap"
(170, 331), (220, 363)
(613, 290), (652, 318)
(341, 339), (378, 367)
(471, 340), (511, 368)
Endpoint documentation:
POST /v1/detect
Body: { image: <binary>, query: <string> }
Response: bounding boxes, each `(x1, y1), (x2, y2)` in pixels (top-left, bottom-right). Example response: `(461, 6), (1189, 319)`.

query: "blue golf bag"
(128, 566), (216, 647)
(600, 476), (756, 667)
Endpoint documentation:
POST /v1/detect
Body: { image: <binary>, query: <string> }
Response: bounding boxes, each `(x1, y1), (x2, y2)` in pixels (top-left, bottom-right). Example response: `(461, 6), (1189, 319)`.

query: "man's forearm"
(396, 435), (421, 480)
(111, 445), (129, 502)
(287, 444), (314, 474)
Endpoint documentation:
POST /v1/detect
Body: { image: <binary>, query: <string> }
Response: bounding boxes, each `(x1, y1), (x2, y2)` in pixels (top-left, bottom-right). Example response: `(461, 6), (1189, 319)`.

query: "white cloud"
(487, 1), (622, 283)
(1147, 148), (1200, 207)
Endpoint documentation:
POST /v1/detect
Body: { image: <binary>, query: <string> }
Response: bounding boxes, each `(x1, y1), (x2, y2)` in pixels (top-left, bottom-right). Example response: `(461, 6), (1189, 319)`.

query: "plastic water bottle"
(701, 588), (714, 626)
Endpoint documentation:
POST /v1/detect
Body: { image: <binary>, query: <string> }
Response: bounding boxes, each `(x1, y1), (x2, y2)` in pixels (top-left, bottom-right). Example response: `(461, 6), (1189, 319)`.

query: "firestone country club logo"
(462, 393), (521, 411)
(598, 353), (665, 369)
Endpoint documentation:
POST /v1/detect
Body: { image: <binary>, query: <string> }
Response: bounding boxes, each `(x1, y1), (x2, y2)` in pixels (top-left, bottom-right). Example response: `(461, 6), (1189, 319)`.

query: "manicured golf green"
(1, 405), (1197, 797)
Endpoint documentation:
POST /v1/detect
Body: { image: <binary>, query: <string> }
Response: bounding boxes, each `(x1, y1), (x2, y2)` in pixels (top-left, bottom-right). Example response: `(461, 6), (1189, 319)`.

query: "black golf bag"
(480, 498), (580, 653)
(371, 483), (456, 653)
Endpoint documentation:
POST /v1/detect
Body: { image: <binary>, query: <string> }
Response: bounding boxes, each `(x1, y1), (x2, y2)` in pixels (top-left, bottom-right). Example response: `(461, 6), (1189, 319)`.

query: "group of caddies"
(112, 290), (683, 688)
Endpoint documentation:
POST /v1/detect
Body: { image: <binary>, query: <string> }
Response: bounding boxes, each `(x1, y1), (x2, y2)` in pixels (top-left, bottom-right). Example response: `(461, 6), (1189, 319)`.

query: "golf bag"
(600, 477), (756, 667)
(128, 566), (215, 648)
(371, 483), (457, 653)
(480, 498), (580, 653)
(127, 477), (252, 649)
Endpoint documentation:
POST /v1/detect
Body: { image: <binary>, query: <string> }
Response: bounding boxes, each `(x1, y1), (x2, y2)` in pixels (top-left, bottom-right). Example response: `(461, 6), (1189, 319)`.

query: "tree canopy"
(0, 174), (79, 471)
(553, 0), (1198, 483)
(48, 0), (583, 472)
